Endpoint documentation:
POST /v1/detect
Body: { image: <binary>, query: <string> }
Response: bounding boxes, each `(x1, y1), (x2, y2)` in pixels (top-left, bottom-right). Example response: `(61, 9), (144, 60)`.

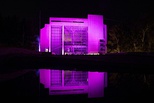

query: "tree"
(130, 14), (154, 52)
(0, 16), (23, 47)
(0, 15), (39, 50)
(107, 23), (132, 53)
(107, 16), (154, 89)
(108, 16), (154, 53)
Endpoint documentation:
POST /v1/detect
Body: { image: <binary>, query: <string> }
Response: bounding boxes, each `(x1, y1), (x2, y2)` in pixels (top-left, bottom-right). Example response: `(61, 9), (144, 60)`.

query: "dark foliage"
(0, 15), (38, 50)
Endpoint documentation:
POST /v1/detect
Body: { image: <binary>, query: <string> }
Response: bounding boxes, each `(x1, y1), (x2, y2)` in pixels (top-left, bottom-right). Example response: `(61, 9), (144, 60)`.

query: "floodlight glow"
(39, 14), (107, 98)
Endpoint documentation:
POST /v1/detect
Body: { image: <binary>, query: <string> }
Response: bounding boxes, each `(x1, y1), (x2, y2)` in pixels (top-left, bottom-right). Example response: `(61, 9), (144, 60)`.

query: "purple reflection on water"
(40, 69), (105, 98)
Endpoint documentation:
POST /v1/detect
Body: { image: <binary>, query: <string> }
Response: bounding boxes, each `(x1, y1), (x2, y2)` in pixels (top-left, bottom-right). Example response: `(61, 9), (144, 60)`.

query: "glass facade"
(50, 70), (62, 86)
(64, 26), (88, 55)
(50, 70), (88, 86)
(51, 26), (62, 55)
(64, 70), (88, 86)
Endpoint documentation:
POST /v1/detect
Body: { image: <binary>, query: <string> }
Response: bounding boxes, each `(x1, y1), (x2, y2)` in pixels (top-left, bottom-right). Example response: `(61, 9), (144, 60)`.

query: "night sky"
(0, 0), (154, 28)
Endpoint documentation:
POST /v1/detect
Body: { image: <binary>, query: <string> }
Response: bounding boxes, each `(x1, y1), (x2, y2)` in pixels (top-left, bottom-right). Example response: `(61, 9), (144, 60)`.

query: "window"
(50, 70), (88, 87)
(64, 70), (88, 86)
(50, 70), (62, 86)
(64, 26), (88, 55)
(51, 26), (62, 55)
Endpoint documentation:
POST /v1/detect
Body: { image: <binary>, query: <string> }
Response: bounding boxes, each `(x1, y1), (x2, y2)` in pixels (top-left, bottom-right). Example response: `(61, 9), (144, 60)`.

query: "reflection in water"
(64, 70), (88, 86)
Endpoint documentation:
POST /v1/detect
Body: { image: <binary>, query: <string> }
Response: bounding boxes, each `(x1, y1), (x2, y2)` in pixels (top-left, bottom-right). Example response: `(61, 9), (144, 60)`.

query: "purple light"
(39, 69), (50, 88)
(39, 69), (105, 98)
(40, 14), (107, 55)
(88, 72), (105, 98)
(88, 14), (104, 53)
(39, 14), (107, 98)
(40, 24), (50, 52)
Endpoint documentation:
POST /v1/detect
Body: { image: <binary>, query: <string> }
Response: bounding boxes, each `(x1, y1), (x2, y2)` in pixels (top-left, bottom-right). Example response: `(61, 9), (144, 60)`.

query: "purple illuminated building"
(39, 14), (107, 98)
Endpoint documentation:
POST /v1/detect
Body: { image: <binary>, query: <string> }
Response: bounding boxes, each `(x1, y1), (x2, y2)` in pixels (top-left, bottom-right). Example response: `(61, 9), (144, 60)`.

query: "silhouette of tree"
(108, 16), (154, 53)
(107, 15), (154, 89)
(107, 23), (132, 53)
(0, 15), (38, 50)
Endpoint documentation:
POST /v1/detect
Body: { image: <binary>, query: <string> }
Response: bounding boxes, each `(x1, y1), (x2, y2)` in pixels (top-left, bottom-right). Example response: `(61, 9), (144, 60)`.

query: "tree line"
(0, 15), (39, 50)
(107, 15), (154, 53)
(107, 15), (154, 89)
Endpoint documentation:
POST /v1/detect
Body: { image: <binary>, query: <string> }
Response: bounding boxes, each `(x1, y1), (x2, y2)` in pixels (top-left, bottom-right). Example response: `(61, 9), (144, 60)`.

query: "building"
(39, 14), (107, 98)
(40, 14), (107, 55)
